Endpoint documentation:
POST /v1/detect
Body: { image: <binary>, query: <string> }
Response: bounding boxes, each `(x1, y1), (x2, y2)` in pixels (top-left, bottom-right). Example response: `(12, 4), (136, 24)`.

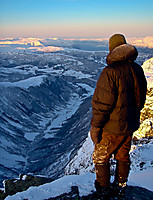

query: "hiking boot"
(95, 180), (111, 199)
(118, 182), (127, 197)
(109, 181), (127, 199)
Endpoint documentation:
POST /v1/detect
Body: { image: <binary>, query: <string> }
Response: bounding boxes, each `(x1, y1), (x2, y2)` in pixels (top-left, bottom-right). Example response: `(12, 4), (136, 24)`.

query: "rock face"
(0, 174), (53, 199)
(133, 57), (153, 140)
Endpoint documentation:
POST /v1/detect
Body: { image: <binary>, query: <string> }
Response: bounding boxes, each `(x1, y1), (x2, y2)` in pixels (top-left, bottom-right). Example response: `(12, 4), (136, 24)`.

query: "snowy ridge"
(0, 75), (47, 89)
(5, 173), (96, 200)
(0, 38), (43, 46)
(0, 40), (153, 199)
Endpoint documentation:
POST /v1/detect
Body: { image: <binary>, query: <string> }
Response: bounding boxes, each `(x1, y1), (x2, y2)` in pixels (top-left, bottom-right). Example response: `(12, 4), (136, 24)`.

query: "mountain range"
(0, 38), (153, 194)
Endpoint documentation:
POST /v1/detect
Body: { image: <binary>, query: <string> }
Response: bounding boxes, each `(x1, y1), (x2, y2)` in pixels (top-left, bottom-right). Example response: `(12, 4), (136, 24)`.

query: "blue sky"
(0, 0), (153, 37)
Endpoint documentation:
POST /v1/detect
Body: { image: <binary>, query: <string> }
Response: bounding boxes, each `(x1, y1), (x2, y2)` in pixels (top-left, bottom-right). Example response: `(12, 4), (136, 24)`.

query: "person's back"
(90, 33), (147, 198)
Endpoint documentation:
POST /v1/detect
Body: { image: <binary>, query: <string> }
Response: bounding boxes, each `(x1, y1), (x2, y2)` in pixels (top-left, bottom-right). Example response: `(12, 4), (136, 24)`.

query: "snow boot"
(113, 160), (130, 198)
(95, 163), (111, 199)
(117, 182), (127, 198)
(95, 180), (111, 199)
(95, 163), (110, 187)
(117, 160), (130, 184)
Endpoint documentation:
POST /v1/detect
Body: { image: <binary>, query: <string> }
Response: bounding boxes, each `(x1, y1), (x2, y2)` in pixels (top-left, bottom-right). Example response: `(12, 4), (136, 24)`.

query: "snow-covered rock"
(142, 57), (153, 88)
(4, 167), (153, 199)
(5, 173), (95, 200)
(65, 132), (94, 176)
(133, 57), (153, 139)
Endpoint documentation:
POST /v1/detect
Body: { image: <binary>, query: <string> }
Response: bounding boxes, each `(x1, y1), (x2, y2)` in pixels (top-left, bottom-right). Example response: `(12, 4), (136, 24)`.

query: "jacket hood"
(106, 44), (138, 65)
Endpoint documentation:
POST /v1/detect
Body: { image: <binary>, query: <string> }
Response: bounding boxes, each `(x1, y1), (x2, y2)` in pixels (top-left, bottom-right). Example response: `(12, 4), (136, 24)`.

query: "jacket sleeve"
(91, 67), (117, 128)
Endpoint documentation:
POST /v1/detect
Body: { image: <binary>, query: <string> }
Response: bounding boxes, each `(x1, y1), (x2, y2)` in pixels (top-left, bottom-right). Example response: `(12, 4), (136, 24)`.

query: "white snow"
(28, 46), (63, 52)
(63, 69), (92, 79)
(142, 57), (153, 88)
(65, 132), (94, 175)
(44, 93), (82, 139)
(0, 38), (64, 53)
(24, 132), (40, 141)
(130, 140), (153, 172)
(0, 67), (29, 75)
(129, 168), (153, 192)
(0, 75), (47, 89)
(5, 169), (153, 200)
(5, 134), (153, 199)
(5, 173), (95, 200)
(76, 83), (94, 96)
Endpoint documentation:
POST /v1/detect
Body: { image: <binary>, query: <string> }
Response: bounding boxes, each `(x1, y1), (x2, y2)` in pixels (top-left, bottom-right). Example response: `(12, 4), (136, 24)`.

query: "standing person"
(90, 33), (147, 198)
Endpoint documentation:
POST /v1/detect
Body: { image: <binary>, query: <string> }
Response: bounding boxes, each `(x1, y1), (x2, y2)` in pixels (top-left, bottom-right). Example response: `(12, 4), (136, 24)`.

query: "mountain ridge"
(0, 43), (153, 199)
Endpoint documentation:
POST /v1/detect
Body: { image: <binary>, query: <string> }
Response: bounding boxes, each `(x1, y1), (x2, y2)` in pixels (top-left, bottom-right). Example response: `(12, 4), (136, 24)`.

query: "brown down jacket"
(91, 44), (147, 135)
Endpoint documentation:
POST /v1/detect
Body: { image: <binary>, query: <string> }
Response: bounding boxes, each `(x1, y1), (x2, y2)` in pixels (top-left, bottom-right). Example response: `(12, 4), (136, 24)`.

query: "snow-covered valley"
(0, 38), (153, 199)
(0, 39), (109, 185)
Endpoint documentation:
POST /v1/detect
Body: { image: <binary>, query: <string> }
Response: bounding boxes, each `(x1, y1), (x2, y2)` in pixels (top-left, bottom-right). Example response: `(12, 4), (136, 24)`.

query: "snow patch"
(44, 93), (82, 139)
(142, 57), (153, 88)
(0, 75), (47, 89)
(5, 173), (95, 200)
(24, 132), (40, 141)
(129, 168), (153, 192)
(63, 70), (92, 79)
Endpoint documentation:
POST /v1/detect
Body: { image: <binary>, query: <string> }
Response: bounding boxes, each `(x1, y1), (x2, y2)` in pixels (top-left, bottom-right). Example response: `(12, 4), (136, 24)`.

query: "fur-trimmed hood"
(106, 44), (138, 65)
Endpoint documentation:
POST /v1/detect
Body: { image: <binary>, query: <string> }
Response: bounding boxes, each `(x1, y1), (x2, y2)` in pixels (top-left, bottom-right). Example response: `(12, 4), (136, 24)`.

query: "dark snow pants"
(93, 131), (132, 187)
(93, 131), (132, 164)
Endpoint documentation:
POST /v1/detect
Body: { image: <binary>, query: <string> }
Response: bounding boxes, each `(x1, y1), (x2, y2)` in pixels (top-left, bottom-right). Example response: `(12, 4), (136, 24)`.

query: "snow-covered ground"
(5, 135), (153, 200)
(4, 170), (153, 200)
(0, 39), (152, 199)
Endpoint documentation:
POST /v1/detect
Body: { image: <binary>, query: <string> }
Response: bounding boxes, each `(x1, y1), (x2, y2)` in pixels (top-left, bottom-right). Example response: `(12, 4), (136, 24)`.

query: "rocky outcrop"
(46, 185), (153, 200)
(0, 174), (53, 199)
(133, 57), (153, 140)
